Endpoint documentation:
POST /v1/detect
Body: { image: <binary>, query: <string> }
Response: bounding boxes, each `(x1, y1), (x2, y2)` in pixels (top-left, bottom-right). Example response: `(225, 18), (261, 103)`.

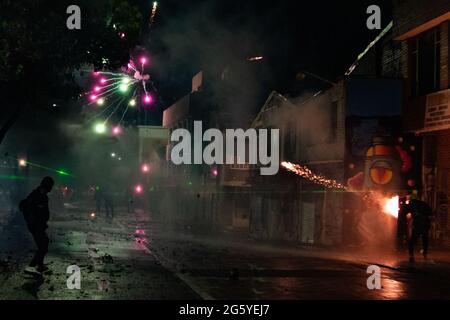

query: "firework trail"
(281, 161), (346, 190)
(247, 56), (263, 61)
(150, 2), (158, 26)
(281, 161), (399, 217)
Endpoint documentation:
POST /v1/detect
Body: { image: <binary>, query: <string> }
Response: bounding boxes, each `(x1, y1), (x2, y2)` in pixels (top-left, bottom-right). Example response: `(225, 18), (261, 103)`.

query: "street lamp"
(141, 163), (150, 173)
(18, 159), (27, 167)
(135, 184), (143, 193)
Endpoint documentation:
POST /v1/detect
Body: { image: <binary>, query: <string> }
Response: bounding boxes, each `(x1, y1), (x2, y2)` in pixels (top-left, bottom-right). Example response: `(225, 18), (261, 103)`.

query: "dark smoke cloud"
(145, 0), (392, 127)
(146, 0), (290, 127)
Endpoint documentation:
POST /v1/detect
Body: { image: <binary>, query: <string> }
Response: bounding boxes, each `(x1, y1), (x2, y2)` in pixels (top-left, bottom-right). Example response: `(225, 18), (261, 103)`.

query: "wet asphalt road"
(0, 208), (199, 300)
(1, 206), (450, 300)
(145, 224), (450, 300)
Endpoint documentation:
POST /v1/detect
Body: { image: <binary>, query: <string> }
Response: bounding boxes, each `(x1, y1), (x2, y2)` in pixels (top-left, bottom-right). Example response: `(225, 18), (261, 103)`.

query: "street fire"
(382, 195), (399, 218)
(281, 161), (346, 189)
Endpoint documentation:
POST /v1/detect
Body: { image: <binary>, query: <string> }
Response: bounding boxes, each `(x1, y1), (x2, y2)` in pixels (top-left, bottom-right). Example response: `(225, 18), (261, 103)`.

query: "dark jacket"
(409, 199), (432, 231)
(20, 187), (50, 230)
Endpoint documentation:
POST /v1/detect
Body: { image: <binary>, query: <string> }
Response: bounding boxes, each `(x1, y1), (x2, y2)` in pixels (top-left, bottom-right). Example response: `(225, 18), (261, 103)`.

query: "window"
(411, 26), (441, 96)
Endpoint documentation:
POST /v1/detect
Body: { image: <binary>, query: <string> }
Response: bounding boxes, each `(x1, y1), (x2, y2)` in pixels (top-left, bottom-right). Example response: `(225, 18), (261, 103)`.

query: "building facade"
(390, 0), (450, 244)
(250, 77), (403, 246)
(161, 71), (254, 231)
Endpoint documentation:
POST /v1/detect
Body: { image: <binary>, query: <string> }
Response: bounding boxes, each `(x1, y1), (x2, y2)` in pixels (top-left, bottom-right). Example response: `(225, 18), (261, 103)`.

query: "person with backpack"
(19, 176), (54, 275)
(405, 192), (433, 263)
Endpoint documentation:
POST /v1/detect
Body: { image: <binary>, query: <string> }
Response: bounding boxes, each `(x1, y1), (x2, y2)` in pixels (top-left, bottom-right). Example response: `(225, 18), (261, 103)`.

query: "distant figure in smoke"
(103, 185), (114, 219)
(402, 192), (433, 263)
(125, 187), (134, 213)
(19, 176), (54, 275)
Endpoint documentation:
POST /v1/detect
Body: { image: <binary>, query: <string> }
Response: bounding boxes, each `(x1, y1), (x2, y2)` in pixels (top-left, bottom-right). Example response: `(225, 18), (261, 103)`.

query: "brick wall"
(393, 0), (450, 38)
(390, 1), (450, 132)
(440, 21), (450, 90)
(380, 38), (407, 79)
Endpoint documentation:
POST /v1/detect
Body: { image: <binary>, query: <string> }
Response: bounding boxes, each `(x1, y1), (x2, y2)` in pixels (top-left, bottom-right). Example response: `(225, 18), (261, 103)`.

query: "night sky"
(1, 0), (394, 173)
(142, 0), (393, 113)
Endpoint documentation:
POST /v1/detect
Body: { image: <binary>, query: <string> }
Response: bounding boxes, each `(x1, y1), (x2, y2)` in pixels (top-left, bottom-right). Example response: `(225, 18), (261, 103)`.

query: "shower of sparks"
(281, 161), (399, 218)
(281, 161), (346, 190)
(150, 2), (158, 26)
(83, 56), (156, 131)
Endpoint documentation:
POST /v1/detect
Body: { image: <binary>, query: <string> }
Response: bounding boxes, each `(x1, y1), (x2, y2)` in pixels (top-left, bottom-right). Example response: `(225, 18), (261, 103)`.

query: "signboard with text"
(423, 89), (450, 133)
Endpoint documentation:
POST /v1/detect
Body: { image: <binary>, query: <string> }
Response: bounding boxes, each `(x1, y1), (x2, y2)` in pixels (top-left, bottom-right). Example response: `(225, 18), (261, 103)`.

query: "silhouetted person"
(125, 187), (134, 213)
(19, 176), (54, 275)
(406, 197), (432, 263)
(94, 186), (103, 212)
(103, 185), (114, 219)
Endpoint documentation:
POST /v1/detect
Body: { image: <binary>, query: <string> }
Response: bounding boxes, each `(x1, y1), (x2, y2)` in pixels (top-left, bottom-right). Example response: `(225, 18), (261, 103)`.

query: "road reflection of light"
(134, 228), (149, 252)
(273, 277), (297, 294)
(135, 228), (146, 236)
(379, 277), (406, 299)
(263, 259), (303, 299)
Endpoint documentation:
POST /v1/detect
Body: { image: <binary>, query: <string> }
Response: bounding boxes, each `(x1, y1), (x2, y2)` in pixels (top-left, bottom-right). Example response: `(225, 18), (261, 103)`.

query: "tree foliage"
(0, 0), (142, 110)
